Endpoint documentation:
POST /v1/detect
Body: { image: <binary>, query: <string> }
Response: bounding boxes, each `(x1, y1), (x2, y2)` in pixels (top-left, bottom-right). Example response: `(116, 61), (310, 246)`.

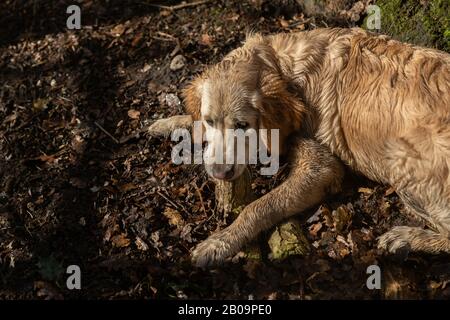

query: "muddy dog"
(150, 27), (450, 267)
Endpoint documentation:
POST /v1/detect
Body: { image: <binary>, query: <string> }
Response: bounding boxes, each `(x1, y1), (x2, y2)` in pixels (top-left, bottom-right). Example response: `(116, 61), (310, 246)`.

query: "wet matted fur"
(177, 27), (450, 266)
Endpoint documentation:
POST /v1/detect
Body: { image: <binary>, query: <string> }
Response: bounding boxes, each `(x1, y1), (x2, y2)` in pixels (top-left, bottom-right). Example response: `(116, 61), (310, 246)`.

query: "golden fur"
(175, 27), (450, 266)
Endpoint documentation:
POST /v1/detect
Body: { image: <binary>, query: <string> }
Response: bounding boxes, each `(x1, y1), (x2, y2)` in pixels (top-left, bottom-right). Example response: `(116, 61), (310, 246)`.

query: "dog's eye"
(205, 119), (214, 126)
(235, 121), (249, 130)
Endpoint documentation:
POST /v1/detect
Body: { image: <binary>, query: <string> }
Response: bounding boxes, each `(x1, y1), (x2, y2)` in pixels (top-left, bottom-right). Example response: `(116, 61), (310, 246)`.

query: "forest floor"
(0, 0), (449, 299)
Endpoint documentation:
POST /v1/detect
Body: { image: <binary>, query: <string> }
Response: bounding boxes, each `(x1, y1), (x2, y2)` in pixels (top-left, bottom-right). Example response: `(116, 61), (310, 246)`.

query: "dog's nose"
(212, 164), (234, 180)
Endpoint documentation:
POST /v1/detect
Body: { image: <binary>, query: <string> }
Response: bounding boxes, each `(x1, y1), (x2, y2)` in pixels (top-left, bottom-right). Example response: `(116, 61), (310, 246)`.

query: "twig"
(151, 36), (176, 42)
(156, 31), (176, 39)
(145, 0), (211, 11)
(157, 190), (180, 210)
(94, 121), (120, 144)
(192, 180), (207, 215)
(288, 18), (311, 28)
(157, 189), (190, 215)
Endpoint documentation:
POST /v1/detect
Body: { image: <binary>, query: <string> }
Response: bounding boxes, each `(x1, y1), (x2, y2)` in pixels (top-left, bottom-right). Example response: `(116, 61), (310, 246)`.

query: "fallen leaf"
(111, 234), (131, 248)
(163, 207), (185, 227)
(135, 237), (149, 251)
(119, 182), (137, 192)
(332, 205), (353, 232)
(3, 112), (18, 123)
(111, 24), (126, 37)
(279, 19), (289, 28)
(150, 231), (163, 248)
(169, 55), (186, 71)
(358, 187), (373, 194)
(127, 109), (140, 119)
(227, 13), (240, 21)
(131, 33), (143, 47)
(34, 281), (63, 300)
(38, 154), (56, 163)
(160, 10), (171, 17)
(307, 205), (327, 223)
(180, 224), (193, 243)
(309, 222), (323, 237)
(385, 187), (396, 196)
(200, 34), (214, 46)
(33, 98), (49, 111)
(243, 259), (261, 280)
(140, 64), (151, 73)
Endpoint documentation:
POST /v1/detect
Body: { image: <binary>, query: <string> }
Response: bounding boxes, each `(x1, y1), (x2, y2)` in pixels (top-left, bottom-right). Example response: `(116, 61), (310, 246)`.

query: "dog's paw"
(148, 115), (193, 137)
(148, 118), (174, 137)
(377, 226), (412, 254)
(191, 232), (235, 267)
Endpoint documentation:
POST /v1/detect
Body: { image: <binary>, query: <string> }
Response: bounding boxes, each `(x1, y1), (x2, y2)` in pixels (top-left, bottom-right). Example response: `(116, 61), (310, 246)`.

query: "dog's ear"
(251, 43), (285, 99)
(182, 76), (203, 120)
(250, 43), (306, 149)
(253, 43), (282, 76)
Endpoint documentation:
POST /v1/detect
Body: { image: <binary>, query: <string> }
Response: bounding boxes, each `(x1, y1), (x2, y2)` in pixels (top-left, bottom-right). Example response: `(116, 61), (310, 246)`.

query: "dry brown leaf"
(4, 112), (18, 123)
(332, 205), (353, 232)
(119, 183), (137, 192)
(309, 222), (323, 238)
(135, 237), (149, 251)
(111, 234), (131, 248)
(243, 260), (260, 280)
(279, 19), (289, 28)
(163, 207), (185, 227)
(131, 33), (143, 47)
(127, 109), (140, 119)
(33, 98), (49, 111)
(111, 24), (126, 37)
(38, 154), (57, 163)
(358, 187), (373, 194)
(227, 13), (240, 22)
(35, 195), (45, 205)
(200, 34), (213, 46)
(160, 10), (171, 17)
(34, 281), (63, 300)
(385, 187), (396, 196)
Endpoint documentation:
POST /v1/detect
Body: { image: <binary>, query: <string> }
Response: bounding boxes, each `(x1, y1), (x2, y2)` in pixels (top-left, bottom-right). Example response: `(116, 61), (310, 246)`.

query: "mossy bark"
(268, 219), (310, 260)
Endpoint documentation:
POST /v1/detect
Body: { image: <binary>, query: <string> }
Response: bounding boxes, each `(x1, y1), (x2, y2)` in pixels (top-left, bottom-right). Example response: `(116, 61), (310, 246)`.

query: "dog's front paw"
(377, 226), (412, 254)
(191, 232), (236, 267)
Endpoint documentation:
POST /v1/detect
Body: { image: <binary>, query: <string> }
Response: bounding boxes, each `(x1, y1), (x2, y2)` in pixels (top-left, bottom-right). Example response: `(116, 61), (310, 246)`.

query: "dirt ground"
(0, 0), (449, 299)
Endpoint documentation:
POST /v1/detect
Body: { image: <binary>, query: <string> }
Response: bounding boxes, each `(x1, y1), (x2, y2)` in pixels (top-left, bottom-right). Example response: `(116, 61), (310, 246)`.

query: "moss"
(268, 219), (310, 260)
(366, 0), (449, 52)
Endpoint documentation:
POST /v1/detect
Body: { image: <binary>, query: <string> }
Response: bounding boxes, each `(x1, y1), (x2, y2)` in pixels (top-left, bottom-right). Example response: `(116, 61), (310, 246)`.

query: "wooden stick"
(145, 0), (211, 11)
(214, 167), (254, 218)
(95, 121), (120, 144)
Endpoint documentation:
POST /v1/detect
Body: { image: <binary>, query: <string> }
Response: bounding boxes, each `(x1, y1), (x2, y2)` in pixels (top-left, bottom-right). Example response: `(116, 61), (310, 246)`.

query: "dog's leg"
(378, 188), (450, 254)
(379, 125), (450, 255)
(148, 114), (193, 137)
(378, 226), (450, 254)
(191, 138), (344, 267)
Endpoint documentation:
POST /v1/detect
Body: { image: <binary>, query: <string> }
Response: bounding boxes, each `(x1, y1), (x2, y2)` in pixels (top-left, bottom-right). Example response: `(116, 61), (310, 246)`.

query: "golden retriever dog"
(151, 27), (450, 267)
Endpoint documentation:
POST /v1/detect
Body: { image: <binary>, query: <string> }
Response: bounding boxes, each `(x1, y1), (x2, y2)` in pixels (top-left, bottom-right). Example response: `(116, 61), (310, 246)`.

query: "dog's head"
(183, 37), (305, 180)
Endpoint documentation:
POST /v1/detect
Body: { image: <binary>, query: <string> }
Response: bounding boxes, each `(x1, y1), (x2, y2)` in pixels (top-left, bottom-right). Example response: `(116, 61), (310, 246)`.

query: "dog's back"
(332, 29), (449, 252)
(267, 28), (450, 252)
